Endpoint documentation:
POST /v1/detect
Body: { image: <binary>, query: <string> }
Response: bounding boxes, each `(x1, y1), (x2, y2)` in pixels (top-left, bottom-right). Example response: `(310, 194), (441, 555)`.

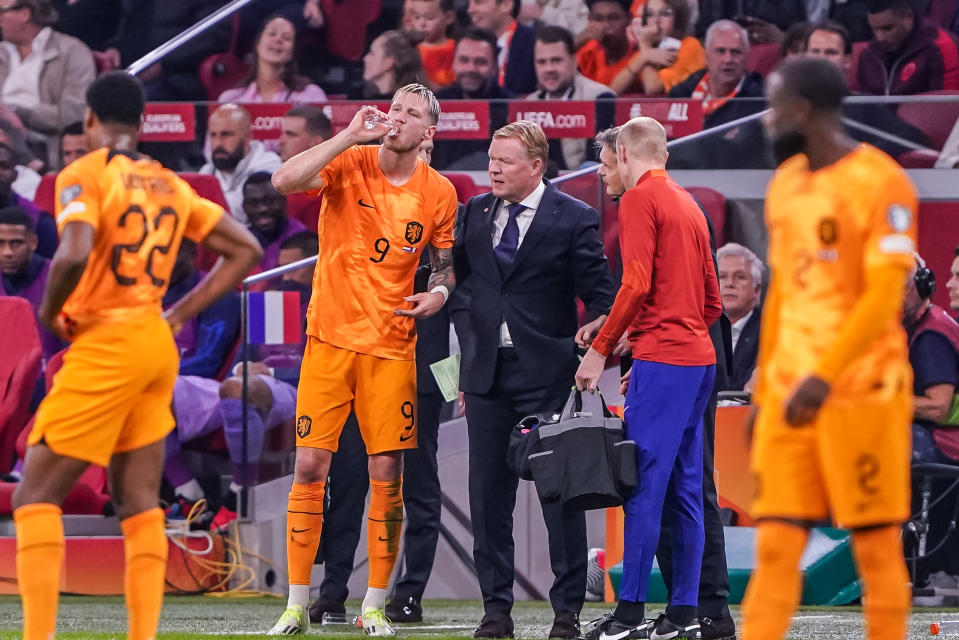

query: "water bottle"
(321, 612), (360, 628)
(931, 621), (959, 635)
(363, 112), (397, 136)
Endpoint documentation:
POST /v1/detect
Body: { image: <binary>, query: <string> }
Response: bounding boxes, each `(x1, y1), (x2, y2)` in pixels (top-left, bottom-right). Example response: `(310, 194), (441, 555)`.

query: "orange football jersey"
(54, 148), (224, 325)
(306, 144), (457, 360)
(759, 144), (918, 399)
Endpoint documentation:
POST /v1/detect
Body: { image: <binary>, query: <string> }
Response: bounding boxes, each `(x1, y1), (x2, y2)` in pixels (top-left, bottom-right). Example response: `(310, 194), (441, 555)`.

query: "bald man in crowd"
(200, 104), (281, 222)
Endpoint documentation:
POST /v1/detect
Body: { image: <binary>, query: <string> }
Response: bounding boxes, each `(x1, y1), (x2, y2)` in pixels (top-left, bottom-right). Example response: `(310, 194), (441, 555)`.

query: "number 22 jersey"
(306, 144), (457, 361)
(54, 148), (224, 326)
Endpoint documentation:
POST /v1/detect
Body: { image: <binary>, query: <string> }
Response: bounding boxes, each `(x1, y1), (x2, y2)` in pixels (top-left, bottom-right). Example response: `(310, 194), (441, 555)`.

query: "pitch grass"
(0, 596), (957, 639)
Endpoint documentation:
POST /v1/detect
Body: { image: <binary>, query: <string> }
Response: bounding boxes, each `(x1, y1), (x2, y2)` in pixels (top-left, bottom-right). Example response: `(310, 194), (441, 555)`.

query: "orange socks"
(15, 503), (64, 640)
(121, 508), (167, 640)
(741, 521), (808, 640)
(367, 477), (403, 590)
(852, 525), (910, 640)
(287, 482), (326, 587)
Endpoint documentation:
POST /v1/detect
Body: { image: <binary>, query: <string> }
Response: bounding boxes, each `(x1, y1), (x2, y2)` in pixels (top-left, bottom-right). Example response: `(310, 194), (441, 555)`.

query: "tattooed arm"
(427, 245), (455, 296)
(393, 244), (456, 319)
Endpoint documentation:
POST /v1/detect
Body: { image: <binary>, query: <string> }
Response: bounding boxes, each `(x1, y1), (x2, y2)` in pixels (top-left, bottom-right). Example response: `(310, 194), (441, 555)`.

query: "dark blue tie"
(494, 202), (525, 264)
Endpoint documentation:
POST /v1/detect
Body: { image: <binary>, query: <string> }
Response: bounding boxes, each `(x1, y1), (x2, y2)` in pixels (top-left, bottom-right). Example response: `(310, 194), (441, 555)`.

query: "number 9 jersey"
(305, 144), (457, 361)
(55, 148), (224, 326)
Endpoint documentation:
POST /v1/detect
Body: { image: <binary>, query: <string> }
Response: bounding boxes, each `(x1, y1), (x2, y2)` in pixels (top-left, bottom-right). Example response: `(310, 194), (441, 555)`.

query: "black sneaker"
(308, 599), (346, 624)
(649, 614), (701, 640)
(699, 616), (735, 640)
(385, 595), (423, 623)
(585, 613), (655, 640)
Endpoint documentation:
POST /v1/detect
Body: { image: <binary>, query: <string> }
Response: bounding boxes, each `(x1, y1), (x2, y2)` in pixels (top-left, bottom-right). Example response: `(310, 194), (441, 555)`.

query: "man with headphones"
(903, 254), (959, 465)
(903, 254), (959, 588)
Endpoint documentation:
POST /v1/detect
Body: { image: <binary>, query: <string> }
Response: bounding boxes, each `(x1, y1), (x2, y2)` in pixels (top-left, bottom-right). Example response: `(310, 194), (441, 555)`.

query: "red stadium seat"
(745, 44), (781, 78)
(180, 173), (231, 271)
(897, 149), (939, 168)
(197, 12), (249, 102)
(198, 53), (251, 102)
(0, 298), (42, 474)
(897, 91), (959, 150)
(443, 172), (484, 204)
(0, 348), (111, 516)
(34, 172), (56, 213)
(180, 172), (229, 210)
(848, 42), (868, 92)
(320, 0), (382, 61)
(687, 186), (727, 246)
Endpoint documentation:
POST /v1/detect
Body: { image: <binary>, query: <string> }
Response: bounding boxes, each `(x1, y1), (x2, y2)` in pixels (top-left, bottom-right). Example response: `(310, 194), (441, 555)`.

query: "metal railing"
(126, 0), (258, 76)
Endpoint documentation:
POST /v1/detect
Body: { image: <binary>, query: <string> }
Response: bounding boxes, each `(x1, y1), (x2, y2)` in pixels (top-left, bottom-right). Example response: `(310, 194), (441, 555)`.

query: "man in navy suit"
(716, 242), (763, 391)
(467, 0), (537, 95)
(454, 120), (616, 640)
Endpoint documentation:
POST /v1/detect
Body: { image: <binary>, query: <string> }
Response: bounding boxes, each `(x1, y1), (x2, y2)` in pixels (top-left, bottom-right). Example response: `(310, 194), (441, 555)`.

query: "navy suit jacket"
(453, 182), (616, 395)
(504, 23), (537, 96)
(727, 308), (761, 391)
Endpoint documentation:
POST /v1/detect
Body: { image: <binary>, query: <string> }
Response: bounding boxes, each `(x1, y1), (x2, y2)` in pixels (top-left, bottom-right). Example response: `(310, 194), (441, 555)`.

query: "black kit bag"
(507, 389), (637, 511)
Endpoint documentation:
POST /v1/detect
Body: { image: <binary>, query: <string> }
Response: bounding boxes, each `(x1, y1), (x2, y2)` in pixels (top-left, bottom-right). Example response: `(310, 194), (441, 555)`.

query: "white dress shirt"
(2, 27), (52, 110)
(730, 309), (754, 352)
(493, 180), (546, 347)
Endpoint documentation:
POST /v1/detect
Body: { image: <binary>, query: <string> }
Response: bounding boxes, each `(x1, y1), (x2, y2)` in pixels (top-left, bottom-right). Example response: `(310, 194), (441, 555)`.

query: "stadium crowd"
(2, 0), (959, 637)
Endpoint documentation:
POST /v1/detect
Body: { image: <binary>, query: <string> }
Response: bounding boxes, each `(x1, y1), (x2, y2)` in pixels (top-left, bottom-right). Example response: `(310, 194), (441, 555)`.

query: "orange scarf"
(691, 72), (745, 117)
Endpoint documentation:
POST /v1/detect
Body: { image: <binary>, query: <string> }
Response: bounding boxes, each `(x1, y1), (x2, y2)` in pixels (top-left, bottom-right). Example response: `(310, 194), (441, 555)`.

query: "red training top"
(591, 169), (721, 365)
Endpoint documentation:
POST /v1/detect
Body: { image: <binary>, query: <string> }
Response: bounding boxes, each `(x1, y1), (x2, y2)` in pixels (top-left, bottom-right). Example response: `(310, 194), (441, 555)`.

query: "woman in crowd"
(219, 14), (327, 103)
(358, 30), (426, 99)
(610, 0), (704, 95)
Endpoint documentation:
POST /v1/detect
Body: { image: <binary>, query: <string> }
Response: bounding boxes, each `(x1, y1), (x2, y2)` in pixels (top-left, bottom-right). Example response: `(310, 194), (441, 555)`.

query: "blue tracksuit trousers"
(619, 359), (715, 607)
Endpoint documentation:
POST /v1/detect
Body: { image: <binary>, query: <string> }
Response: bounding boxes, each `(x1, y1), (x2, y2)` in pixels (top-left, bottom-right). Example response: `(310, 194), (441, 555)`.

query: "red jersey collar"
(637, 168), (669, 184)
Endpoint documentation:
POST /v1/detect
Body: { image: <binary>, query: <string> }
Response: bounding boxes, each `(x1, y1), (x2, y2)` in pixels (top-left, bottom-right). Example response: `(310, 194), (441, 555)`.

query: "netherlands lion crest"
(405, 221), (424, 244)
(819, 218), (838, 245)
(296, 415), (312, 438)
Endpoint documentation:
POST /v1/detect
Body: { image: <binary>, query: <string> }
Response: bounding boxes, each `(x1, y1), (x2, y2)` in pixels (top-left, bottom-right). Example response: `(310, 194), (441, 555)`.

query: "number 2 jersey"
(306, 144), (457, 361)
(54, 148), (224, 327)
(758, 144), (918, 401)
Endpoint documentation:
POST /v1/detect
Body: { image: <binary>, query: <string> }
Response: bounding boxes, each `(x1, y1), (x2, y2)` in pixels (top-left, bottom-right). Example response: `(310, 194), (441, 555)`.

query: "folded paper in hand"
(429, 354), (461, 403)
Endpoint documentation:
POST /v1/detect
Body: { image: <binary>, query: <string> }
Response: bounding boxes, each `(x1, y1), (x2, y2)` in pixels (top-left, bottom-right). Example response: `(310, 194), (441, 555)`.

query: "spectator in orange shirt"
(407, 0), (456, 88)
(611, 0), (705, 94)
(577, 0), (635, 88)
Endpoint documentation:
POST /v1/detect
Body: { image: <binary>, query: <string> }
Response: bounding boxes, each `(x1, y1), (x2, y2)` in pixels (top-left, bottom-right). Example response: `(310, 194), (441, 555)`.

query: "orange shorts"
(29, 313), (179, 467)
(295, 337), (416, 454)
(750, 389), (912, 529)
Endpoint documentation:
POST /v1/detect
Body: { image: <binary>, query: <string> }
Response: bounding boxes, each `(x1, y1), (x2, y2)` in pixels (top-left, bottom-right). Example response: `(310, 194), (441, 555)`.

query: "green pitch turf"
(0, 596), (956, 639)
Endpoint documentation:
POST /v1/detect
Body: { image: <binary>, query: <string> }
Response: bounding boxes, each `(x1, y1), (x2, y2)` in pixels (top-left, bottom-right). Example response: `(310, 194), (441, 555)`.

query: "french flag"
(246, 291), (302, 345)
